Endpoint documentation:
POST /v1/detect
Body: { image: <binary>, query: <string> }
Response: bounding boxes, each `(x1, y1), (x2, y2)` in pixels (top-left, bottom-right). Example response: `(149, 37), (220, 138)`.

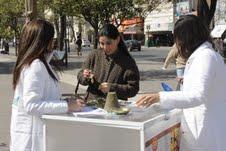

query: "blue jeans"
(176, 68), (185, 78)
(176, 68), (185, 90)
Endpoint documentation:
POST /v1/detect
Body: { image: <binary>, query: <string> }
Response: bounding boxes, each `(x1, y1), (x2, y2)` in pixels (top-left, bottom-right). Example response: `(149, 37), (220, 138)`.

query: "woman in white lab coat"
(136, 15), (226, 151)
(10, 19), (85, 151)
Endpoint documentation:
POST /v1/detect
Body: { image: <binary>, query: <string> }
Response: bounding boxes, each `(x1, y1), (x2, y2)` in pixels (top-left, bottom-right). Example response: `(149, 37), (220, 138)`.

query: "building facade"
(144, 0), (196, 46)
(118, 17), (144, 44)
(144, 1), (174, 46)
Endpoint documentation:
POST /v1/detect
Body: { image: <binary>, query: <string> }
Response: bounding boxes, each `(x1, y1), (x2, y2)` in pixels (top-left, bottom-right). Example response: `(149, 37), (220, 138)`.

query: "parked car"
(82, 39), (91, 47)
(124, 40), (141, 51)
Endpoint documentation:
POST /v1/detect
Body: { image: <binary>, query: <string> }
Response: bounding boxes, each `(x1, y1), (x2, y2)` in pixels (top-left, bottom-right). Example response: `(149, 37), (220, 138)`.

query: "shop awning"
(211, 24), (226, 38)
(122, 24), (143, 35)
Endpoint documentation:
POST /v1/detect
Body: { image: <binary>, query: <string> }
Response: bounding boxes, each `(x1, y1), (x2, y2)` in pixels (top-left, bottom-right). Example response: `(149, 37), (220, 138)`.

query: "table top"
(42, 99), (181, 130)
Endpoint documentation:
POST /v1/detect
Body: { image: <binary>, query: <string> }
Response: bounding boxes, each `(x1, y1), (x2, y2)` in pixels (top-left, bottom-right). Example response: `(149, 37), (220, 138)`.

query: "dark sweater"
(77, 49), (140, 100)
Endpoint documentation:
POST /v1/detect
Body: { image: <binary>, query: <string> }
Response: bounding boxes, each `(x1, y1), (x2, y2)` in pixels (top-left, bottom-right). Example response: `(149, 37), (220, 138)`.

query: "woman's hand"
(99, 82), (111, 93)
(83, 69), (94, 83)
(83, 69), (92, 78)
(67, 98), (85, 112)
(136, 93), (160, 108)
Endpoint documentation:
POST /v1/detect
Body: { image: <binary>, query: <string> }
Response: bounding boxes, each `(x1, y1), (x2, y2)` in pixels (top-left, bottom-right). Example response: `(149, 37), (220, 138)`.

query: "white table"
(42, 101), (182, 151)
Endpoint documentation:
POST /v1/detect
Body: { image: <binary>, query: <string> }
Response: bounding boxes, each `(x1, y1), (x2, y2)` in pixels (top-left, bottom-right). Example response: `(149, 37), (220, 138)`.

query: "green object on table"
(86, 98), (105, 109)
(104, 92), (130, 115)
(111, 107), (131, 115)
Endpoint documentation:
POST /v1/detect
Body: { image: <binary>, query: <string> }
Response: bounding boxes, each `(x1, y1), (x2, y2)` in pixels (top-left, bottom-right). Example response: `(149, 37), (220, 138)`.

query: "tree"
(71, 0), (153, 49)
(40, 0), (77, 51)
(25, 0), (37, 20)
(0, 0), (24, 36)
(71, 0), (163, 48)
(0, 0), (24, 55)
(197, 0), (217, 27)
(133, 0), (162, 18)
(40, 0), (166, 49)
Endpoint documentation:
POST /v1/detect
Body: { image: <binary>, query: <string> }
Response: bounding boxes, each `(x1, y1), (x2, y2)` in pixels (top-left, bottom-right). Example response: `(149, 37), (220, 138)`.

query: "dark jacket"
(77, 49), (140, 100)
(76, 38), (82, 46)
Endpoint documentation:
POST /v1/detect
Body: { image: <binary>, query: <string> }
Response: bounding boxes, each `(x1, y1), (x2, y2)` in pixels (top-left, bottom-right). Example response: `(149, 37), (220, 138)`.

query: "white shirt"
(159, 42), (226, 151)
(10, 59), (68, 151)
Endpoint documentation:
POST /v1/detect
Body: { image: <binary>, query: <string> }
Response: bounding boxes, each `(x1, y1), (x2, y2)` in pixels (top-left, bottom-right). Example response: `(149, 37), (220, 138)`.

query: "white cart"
(42, 104), (181, 151)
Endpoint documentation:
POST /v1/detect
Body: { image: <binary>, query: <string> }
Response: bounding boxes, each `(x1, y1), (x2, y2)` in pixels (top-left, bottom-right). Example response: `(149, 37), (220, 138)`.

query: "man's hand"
(83, 69), (95, 83)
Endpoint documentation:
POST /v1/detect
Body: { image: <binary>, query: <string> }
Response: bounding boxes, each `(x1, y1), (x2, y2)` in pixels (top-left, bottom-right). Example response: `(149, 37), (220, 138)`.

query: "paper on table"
(73, 107), (107, 117)
(81, 106), (96, 112)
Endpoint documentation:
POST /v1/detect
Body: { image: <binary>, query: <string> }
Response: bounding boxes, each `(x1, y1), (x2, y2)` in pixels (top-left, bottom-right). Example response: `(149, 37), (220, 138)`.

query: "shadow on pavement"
(133, 55), (165, 63)
(144, 57), (165, 63)
(61, 61), (83, 71)
(132, 54), (155, 58)
(0, 62), (14, 74)
(140, 69), (176, 80)
(0, 142), (9, 151)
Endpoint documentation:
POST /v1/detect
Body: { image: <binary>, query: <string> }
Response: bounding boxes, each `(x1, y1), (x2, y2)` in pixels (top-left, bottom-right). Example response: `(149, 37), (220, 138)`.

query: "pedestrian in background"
(0, 39), (9, 54)
(136, 15), (226, 151)
(75, 33), (82, 56)
(162, 44), (187, 90)
(11, 19), (84, 151)
(155, 36), (160, 47)
(77, 24), (140, 100)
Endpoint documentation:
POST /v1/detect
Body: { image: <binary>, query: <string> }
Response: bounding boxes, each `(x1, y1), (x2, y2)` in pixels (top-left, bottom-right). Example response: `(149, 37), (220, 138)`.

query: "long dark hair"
(13, 19), (57, 89)
(99, 23), (131, 57)
(173, 15), (212, 59)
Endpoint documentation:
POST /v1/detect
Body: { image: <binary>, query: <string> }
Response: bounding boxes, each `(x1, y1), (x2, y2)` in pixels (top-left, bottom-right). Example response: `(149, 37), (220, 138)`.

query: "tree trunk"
(82, 16), (99, 49)
(94, 28), (98, 49)
(197, 0), (217, 27)
(53, 16), (60, 46)
(69, 24), (75, 42)
(25, 0), (37, 20)
(12, 18), (18, 56)
(68, 17), (75, 42)
(14, 29), (18, 56)
(59, 15), (66, 51)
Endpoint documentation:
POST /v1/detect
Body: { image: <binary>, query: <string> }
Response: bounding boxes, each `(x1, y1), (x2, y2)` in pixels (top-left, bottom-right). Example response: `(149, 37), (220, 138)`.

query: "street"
(0, 45), (177, 150)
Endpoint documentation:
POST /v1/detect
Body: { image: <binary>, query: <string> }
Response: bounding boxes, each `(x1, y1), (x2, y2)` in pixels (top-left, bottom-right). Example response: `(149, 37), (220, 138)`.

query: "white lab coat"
(159, 42), (226, 151)
(10, 59), (68, 151)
